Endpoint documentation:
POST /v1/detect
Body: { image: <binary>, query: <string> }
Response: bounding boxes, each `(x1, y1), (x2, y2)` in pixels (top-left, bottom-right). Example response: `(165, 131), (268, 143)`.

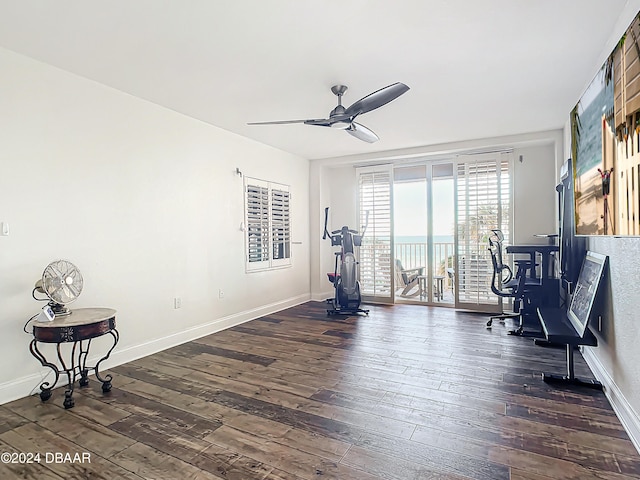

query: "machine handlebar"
(322, 207), (330, 240)
(323, 207), (369, 239)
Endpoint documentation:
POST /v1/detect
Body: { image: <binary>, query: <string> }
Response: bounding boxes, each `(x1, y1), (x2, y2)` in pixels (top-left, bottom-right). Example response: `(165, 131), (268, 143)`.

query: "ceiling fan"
(247, 82), (409, 143)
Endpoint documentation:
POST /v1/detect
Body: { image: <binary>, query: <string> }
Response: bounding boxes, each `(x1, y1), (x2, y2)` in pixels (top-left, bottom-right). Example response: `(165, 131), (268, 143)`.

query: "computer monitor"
(567, 251), (608, 336)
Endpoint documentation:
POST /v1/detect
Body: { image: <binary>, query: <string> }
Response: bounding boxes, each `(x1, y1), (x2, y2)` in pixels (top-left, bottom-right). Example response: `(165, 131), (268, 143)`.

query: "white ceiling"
(0, 1), (630, 160)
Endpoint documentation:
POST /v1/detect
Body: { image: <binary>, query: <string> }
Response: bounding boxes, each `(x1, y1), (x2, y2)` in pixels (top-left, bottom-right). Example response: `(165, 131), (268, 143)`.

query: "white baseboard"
(311, 291), (333, 302)
(0, 373), (53, 405)
(582, 347), (640, 454)
(0, 293), (310, 406)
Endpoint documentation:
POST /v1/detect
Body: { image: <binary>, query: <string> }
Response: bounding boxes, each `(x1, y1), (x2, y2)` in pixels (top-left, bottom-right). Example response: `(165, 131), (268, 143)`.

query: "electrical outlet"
(218, 289), (224, 299)
(174, 297), (182, 309)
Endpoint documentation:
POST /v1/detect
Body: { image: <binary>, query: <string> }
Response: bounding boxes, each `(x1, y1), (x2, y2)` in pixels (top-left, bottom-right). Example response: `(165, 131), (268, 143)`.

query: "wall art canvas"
(571, 11), (640, 236)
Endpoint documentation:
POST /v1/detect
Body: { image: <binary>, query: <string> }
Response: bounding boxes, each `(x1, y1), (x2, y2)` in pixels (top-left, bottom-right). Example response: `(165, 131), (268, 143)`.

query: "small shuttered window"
(245, 177), (291, 271)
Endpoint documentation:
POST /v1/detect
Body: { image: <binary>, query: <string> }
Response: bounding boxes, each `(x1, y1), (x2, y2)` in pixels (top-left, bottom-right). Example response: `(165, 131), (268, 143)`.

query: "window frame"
(244, 177), (291, 272)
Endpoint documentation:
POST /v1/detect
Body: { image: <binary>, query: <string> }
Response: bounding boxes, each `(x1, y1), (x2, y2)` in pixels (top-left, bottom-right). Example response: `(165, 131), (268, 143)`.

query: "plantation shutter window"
(271, 187), (291, 266)
(357, 165), (393, 302)
(455, 152), (512, 310)
(244, 178), (291, 271)
(246, 181), (270, 265)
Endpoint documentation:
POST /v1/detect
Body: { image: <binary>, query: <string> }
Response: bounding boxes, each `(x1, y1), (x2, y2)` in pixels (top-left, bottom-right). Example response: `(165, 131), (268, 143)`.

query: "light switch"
(1, 222), (8, 236)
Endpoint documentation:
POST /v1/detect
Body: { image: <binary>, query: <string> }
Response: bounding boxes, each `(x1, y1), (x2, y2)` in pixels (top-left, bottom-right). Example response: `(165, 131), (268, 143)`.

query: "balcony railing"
(394, 242), (455, 291)
(359, 240), (494, 303)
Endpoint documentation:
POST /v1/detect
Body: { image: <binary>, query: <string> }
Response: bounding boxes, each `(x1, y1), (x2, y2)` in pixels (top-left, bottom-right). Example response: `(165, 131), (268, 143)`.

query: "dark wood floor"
(1, 302), (639, 479)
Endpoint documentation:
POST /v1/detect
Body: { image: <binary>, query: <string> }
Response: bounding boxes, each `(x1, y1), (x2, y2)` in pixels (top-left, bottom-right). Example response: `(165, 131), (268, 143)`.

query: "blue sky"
(394, 180), (454, 238)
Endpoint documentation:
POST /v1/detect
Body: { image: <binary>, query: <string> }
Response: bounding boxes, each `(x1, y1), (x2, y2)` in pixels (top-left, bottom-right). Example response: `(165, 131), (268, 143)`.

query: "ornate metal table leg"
(94, 329), (119, 393)
(58, 343), (75, 409)
(29, 339), (60, 402)
(78, 339), (91, 387)
(79, 371), (89, 387)
(63, 391), (75, 409)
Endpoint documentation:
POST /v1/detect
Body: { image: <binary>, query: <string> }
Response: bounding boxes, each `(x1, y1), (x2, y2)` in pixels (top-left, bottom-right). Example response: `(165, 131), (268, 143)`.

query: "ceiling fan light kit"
(331, 121), (351, 130)
(248, 82), (409, 143)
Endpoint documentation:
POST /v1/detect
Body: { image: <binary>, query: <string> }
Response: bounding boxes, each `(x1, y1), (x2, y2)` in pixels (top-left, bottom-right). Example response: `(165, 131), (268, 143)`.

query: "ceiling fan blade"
(347, 122), (379, 143)
(247, 119), (310, 125)
(344, 82), (409, 117)
(303, 119), (334, 127)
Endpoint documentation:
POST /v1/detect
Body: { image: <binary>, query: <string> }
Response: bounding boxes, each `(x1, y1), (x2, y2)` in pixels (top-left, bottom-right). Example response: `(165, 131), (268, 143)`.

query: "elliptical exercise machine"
(322, 207), (369, 316)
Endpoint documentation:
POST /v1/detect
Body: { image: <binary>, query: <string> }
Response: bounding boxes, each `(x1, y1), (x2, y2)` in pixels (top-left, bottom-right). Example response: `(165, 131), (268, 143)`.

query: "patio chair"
(395, 259), (424, 297)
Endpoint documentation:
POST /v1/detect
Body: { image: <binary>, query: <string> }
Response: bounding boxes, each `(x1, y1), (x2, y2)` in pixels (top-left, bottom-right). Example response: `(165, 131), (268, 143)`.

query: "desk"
(29, 308), (118, 409)
(506, 244), (560, 312)
(506, 244), (559, 280)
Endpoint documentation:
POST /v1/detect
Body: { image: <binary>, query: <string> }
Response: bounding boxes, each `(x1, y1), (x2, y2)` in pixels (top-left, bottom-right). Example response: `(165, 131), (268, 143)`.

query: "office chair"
(487, 235), (526, 327)
(487, 229), (543, 335)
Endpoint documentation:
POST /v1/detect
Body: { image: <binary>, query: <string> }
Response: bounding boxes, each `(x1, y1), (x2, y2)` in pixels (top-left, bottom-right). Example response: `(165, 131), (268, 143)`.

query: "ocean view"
(395, 235), (454, 244)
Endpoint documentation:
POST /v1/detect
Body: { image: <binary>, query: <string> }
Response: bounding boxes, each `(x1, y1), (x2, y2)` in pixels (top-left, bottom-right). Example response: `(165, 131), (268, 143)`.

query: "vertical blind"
(456, 152), (512, 306)
(357, 167), (393, 300)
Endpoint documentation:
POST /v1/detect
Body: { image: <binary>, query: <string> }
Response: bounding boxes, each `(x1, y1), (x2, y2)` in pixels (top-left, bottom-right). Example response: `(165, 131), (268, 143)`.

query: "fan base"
(49, 302), (72, 316)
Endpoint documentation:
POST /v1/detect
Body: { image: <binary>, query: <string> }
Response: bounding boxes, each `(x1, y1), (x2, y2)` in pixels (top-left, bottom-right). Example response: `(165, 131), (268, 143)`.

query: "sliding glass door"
(393, 167), (428, 302)
(356, 153), (512, 310)
(431, 164), (456, 304)
(393, 163), (455, 305)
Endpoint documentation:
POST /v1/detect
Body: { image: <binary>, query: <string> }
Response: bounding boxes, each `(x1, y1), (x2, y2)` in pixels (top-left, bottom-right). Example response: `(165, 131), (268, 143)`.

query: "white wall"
(586, 236), (640, 419)
(310, 164), (358, 301)
(512, 144), (558, 244)
(0, 48), (310, 403)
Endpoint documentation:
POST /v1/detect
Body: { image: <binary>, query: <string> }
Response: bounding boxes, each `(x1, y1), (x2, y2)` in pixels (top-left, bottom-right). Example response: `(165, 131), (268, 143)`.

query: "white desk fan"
(33, 260), (83, 316)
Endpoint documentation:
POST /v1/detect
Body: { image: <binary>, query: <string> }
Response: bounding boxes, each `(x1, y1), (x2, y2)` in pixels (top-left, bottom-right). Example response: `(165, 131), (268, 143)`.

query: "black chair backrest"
(491, 228), (505, 243)
(491, 228), (537, 280)
(488, 239), (503, 295)
(488, 231), (513, 284)
(488, 239), (523, 298)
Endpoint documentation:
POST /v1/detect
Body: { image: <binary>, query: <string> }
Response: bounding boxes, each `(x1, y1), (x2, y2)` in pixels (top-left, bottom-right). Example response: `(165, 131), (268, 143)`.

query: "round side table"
(29, 307), (118, 409)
